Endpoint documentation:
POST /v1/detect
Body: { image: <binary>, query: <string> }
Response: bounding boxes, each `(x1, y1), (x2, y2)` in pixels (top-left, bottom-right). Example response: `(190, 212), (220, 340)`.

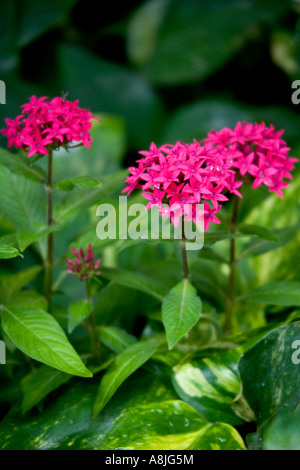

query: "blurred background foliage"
(0, 0), (300, 319)
(1, 0), (300, 153)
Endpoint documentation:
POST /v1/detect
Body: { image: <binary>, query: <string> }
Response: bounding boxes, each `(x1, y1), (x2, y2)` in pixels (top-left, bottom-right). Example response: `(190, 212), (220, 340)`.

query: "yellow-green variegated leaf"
(101, 400), (246, 450)
(172, 348), (243, 425)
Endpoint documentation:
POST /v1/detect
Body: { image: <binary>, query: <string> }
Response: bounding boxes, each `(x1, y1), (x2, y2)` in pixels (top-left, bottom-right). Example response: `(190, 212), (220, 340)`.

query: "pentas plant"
(1, 95), (98, 300)
(123, 122), (298, 334)
(205, 121), (298, 198)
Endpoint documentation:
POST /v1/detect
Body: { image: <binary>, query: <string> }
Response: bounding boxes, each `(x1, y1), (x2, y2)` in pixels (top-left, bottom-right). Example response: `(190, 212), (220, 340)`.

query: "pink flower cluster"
(205, 122), (298, 198)
(66, 244), (101, 281)
(1, 95), (98, 158)
(123, 141), (240, 230)
(123, 122), (297, 230)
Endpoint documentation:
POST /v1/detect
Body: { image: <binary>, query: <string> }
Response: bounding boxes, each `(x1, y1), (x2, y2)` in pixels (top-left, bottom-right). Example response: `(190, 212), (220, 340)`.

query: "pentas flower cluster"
(123, 141), (242, 230)
(205, 121), (298, 198)
(1, 95), (98, 158)
(66, 244), (101, 281)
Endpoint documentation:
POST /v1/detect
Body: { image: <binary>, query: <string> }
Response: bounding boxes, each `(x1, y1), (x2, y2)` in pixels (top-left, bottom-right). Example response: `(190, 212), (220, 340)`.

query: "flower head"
(123, 140), (240, 230)
(1, 95), (99, 158)
(205, 122), (298, 198)
(66, 244), (101, 280)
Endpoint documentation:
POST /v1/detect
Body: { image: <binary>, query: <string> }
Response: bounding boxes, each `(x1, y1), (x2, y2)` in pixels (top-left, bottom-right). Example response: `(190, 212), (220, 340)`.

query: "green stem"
(223, 196), (240, 334)
(85, 279), (100, 357)
(181, 218), (189, 279)
(44, 149), (53, 301)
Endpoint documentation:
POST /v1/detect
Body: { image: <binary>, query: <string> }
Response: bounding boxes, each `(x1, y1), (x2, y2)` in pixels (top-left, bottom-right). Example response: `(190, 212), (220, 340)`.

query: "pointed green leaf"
(100, 267), (168, 302)
(53, 176), (101, 191)
(21, 365), (71, 414)
(17, 224), (58, 252)
(68, 300), (93, 333)
(0, 164), (45, 230)
(97, 326), (137, 354)
(0, 245), (23, 259)
(1, 305), (92, 378)
(0, 266), (42, 303)
(93, 340), (158, 416)
(162, 280), (202, 349)
(0, 149), (46, 183)
(238, 223), (280, 242)
(56, 169), (128, 222)
(242, 281), (300, 306)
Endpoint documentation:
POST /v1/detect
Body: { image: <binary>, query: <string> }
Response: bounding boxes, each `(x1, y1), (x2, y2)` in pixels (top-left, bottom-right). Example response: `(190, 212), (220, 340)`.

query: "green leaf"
(17, 224), (58, 252)
(164, 100), (255, 143)
(56, 169), (128, 223)
(6, 290), (48, 311)
(21, 365), (71, 414)
(59, 44), (164, 148)
(139, 0), (287, 85)
(0, 266), (42, 303)
(0, 245), (23, 259)
(0, 149), (46, 183)
(97, 326), (137, 354)
(239, 223), (300, 258)
(53, 176), (101, 191)
(101, 400), (245, 450)
(262, 406), (300, 451)
(100, 267), (168, 302)
(162, 280), (202, 349)
(0, 371), (177, 449)
(242, 281), (300, 306)
(68, 300), (93, 334)
(204, 231), (245, 246)
(1, 305), (92, 378)
(172, 348), (243, 425)
(127, 0), (169, 66)
(93, 340), (158, 416)
(239, 322), (300, 425)
(0, 164), (45, 230)
(238, 223), (280, 243)
(17, 0), (78, 48)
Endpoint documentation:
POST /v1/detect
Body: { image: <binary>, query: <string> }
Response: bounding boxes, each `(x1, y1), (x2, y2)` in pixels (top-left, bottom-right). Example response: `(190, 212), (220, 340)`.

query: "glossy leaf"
(162, 280), (202, 349)
(56, 169), (128, 223)
(239, 322), (300, 425)
(238, 223), (279, 243)
(97, 326), (137, 354)
(68, 300), (93, 334)
(53, 176), (101, 191)
(172, 348), (243, 425)
(0, 245), (23, 259)
(93, 340), (158, 416)
(21, 365), (71, 414)
(0, 266), (42, 304)
(100, 267), (168, 302)
(1, 305), (92, 378)
(242, 281), (300, 306)
(101, 400), (246, 450)
(0, 149), (46, 183)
